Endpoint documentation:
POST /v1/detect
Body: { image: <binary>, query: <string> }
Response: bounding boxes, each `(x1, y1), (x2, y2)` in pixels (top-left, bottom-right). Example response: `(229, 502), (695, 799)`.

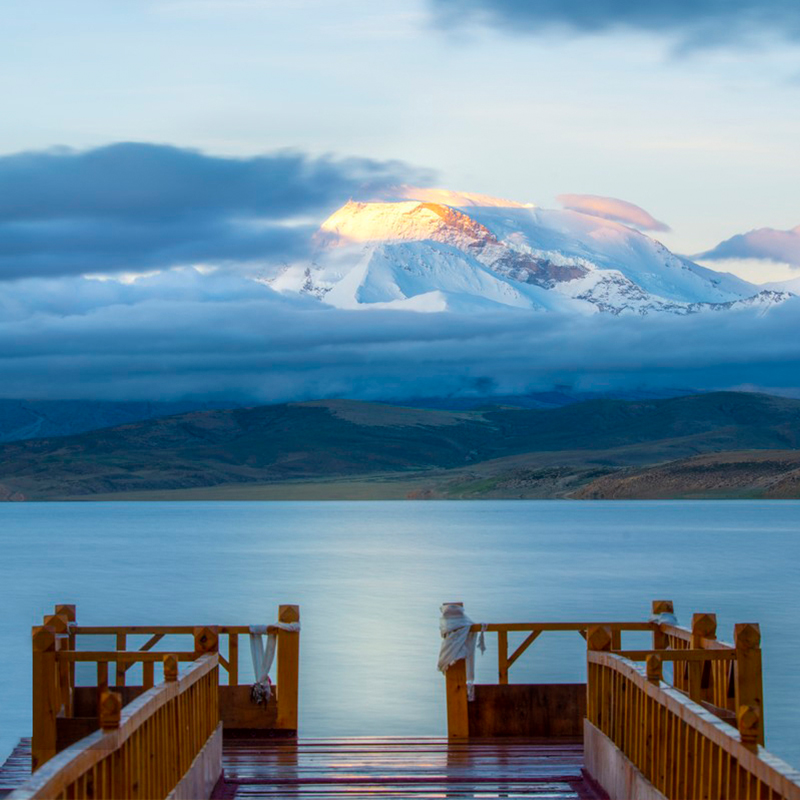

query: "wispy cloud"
(556, 194), (670, 232)
(0, 143), (432, 280)
(429, 0), (800, 48)
(697, 225), (800, 268)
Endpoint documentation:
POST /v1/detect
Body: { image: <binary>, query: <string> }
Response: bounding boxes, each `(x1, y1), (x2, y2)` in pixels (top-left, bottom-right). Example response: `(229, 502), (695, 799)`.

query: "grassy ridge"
(1, 392), (799, 500)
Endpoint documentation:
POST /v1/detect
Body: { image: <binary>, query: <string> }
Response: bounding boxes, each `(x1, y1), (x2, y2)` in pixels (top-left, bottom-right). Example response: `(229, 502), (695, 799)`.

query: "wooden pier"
(3, 600), (800, 799)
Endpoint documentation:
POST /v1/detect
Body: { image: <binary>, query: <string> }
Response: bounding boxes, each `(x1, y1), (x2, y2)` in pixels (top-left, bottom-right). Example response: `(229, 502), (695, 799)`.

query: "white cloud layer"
(2, 269), (800, 401)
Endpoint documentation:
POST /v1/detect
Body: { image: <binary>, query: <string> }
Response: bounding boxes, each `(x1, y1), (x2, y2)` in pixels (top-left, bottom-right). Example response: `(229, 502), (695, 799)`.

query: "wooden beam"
(507, 630), (542, 668)
(276, 605), (300, 731)
(470, 621), (653, 633)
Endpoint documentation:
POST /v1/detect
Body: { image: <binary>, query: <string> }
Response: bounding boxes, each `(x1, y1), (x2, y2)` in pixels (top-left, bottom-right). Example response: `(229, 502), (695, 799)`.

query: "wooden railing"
(586, 647), (800, 799)
(10, 654), (219, 800)
(30, 603), (300, 770)
(443, 602), (653, 738)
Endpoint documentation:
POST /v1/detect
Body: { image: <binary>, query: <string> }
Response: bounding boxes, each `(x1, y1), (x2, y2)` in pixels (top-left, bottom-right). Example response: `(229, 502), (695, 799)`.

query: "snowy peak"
(269, 192), (791, 317)
(317, 200), (498, 250)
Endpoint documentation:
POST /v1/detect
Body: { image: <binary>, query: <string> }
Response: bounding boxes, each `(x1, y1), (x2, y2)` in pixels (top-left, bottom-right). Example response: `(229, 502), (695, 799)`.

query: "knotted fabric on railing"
(249, 621), (301, 703)
(437, 603), (486, 700)
(648, 610), (679, 627)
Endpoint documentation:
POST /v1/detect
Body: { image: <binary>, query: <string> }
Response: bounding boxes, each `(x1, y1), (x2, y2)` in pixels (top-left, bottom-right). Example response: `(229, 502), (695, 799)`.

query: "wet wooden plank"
(0, 738), (32, 797)
(214, 737), (604, 799)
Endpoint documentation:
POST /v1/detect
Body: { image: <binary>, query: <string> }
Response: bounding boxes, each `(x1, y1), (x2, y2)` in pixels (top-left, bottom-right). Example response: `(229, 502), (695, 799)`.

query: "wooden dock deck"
(212, 737), (602, 799)
(8, 600), (800, 799)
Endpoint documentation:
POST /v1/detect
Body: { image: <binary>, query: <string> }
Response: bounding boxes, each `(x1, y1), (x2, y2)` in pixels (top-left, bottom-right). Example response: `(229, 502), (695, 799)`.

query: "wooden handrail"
(57, 650), (200, 662)
(587, 652), (800, 800)
(11, 654), (220, 800)
(469, 621), (654, 632)
(71, 624), (288, 635)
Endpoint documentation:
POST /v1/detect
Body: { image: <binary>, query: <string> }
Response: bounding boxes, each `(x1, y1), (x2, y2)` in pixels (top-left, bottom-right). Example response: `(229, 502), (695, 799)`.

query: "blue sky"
(1, 0), (798, 279)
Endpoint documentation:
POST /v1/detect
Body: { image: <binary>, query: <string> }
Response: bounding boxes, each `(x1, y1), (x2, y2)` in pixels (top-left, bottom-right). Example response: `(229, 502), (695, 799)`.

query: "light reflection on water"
(1, 500), (799, 766)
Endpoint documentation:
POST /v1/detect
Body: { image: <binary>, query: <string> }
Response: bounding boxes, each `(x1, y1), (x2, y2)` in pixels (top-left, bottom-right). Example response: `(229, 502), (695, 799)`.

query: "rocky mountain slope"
(267, 190), (791, 315)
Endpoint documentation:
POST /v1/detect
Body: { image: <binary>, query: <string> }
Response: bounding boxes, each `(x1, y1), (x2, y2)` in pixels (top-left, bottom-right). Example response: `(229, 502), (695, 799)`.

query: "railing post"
(689, 613), (716, 703)
(497, 630), (508, 685)
(163, 653), (179, 682)
(99, 690), (122, 730)
(31, 625), (58, 771)
(738, 705), (760, 753)
(734, 623), (764, 746)
(46, 609), (73, 718)
(651, 600), (673, 649)
(56, 604), (77, 698)
(276, 604), (300, 732)
(442, 601), (469, 739)
(228, 633), (239, 686)
(445, 658), (469, 739)
(194, 626), (220, 656)
(646, 653), (663, 685)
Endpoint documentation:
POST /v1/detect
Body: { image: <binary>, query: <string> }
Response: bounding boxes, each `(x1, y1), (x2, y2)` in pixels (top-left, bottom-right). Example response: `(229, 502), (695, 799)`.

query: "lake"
(1, 500), (799, 768)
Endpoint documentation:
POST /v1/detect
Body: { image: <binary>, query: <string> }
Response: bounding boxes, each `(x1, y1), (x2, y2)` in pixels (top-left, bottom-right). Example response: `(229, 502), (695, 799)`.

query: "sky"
(1, 0), (799, 401)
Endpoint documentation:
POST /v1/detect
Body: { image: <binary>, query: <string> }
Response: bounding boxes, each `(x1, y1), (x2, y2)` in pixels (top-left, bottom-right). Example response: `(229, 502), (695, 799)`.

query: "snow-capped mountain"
(268, 190), (792, 315)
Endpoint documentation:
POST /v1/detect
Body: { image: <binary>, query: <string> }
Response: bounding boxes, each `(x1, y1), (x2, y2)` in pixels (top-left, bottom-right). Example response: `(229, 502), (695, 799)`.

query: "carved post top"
(586, 625), (612, 652)
(99, 691), (122, 731)
(42, 613), (69, 635)
(31, 626), (56, 652)
(278, 604), (300, 624)
(734, 623), (761, 650)
(646, 653), (663, 683)
(738, 705), (760, 751)
(652, 600), (674, 615)
(193, 626), (219, 653)
(54, 604), (76, 622)
(163, 654), (179, 682)
(691, 613), (717, 639)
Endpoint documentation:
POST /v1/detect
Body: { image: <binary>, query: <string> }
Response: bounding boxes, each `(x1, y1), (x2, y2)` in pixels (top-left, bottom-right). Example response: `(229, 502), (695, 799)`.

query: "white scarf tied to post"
(249, 621), (301, 704)
(437, 603), (487, 701)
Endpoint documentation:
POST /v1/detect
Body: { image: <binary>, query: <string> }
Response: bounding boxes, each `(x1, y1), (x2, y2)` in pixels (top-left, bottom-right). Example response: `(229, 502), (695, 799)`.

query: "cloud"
(429, 0), (800, 48)
(557, 194), (671, 232)
(697, 225), (800, 268)
(0, 143), (432, 280)
(1, 269), (800, 402)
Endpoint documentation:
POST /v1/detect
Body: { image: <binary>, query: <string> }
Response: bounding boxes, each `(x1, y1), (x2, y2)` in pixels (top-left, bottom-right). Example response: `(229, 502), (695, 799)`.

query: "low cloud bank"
(698, 225), (800, 269)
(1, 269), (799, 401)
(0, 143), (431, 280)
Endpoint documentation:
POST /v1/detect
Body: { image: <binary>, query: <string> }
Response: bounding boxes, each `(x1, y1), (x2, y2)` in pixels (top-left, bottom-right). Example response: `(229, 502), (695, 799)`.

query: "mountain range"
(266, 188), (793, 316)
(1, 391), (799, 501)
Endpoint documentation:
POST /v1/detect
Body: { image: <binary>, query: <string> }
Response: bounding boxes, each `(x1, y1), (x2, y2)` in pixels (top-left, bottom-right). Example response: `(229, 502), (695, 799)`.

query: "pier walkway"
(212, 736), (599, 799)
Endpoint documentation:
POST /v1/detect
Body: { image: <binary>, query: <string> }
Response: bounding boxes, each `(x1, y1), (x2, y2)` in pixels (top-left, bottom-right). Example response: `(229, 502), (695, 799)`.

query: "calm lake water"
(1, 500), (799, 768)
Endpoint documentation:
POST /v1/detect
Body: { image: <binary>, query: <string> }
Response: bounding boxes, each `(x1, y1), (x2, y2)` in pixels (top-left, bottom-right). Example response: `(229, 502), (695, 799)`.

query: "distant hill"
(0, 399), (239, 443)
(1, 391), (800, 500)
(573, 450), (800, 499)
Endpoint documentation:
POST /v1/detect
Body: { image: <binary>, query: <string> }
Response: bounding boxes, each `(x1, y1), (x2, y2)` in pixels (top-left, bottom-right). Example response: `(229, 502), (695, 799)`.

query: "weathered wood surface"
(469, 684), (586, 738)
(0, 739), (30, 798)
(213, 737), (605, 798)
